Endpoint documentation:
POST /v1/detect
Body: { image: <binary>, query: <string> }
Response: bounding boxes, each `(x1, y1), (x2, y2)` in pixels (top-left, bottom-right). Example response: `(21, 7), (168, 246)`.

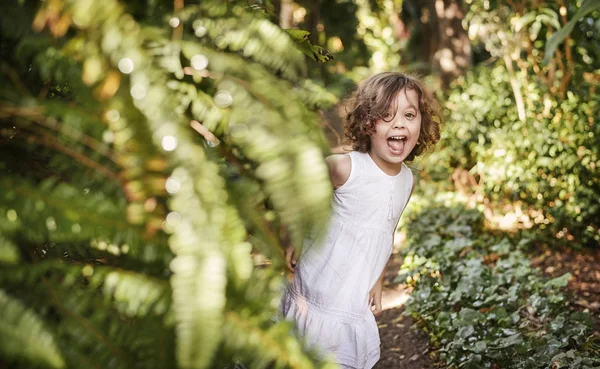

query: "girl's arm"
(325, 154), (351, 189)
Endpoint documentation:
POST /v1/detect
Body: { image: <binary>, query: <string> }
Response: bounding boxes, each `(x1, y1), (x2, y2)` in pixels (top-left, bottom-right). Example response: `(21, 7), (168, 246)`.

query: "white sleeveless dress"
(281, 151), (414, 369)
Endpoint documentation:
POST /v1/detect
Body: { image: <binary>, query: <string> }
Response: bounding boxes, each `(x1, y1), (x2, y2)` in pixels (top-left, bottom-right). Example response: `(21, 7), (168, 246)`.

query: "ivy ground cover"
(397, 205), (600, 369)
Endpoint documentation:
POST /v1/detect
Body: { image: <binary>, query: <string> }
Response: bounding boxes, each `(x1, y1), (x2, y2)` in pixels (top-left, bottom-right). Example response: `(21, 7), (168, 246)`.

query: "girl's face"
(368, 88), (422, 175)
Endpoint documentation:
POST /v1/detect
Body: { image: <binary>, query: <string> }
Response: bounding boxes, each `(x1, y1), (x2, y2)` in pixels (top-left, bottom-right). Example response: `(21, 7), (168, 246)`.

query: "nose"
(392, 118), (405, 130)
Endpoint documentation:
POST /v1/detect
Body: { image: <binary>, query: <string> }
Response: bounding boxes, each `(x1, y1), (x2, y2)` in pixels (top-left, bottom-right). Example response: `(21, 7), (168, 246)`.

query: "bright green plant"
(398, 205), (600, 368)
(0, 1), (338, 368)
(425, 0), (600, 246)
(427, 62), (600, 246)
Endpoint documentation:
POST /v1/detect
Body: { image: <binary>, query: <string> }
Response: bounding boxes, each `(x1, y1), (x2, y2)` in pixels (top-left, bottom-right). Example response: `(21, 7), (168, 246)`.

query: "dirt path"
(374, 286), (437, 369)
(372, 252), (439, 369)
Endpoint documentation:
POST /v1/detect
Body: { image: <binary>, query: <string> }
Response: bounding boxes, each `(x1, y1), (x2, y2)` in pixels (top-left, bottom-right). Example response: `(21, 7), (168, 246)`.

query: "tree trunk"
(431, 0), (471, 87)
(279, 0), (294, 29)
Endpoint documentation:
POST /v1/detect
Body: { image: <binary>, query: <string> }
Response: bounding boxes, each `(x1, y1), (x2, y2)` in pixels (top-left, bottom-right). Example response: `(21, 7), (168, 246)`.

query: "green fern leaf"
(0, 289), (65, 369)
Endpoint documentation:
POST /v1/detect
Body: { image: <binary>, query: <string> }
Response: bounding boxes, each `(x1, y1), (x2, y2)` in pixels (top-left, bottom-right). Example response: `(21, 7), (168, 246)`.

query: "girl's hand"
(285, 246), (298, 273)
(369, 279), (383, 316)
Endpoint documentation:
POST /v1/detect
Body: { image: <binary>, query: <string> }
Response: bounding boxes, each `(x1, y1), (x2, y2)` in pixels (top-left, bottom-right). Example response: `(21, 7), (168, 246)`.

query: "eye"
(405, 112), (416, 120)
(382, 112), (393, 121)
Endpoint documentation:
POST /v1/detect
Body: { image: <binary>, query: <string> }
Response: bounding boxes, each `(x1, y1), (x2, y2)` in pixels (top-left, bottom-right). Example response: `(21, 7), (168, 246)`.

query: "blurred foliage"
(277, 0), (407, 95)
(0, 0), (338, 368)
(423, 0), (600, 247)
(544, 0), (600, 64)
(398, 204), (600, 368)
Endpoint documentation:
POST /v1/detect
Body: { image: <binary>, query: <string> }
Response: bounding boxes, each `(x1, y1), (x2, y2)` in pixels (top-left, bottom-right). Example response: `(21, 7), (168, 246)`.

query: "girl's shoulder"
(325, 153), (352, 190)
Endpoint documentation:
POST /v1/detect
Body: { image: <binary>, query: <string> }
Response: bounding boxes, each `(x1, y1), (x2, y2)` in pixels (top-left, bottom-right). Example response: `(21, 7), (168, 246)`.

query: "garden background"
(0, 0), (599, 368)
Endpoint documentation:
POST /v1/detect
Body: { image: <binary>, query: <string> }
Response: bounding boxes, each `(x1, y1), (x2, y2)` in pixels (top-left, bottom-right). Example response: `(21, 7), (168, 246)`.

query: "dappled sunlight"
(381, 286), (411, 311)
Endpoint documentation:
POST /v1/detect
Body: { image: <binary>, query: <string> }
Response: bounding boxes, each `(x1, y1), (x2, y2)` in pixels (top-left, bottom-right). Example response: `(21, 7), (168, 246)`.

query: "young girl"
(281, 72), (441, 369)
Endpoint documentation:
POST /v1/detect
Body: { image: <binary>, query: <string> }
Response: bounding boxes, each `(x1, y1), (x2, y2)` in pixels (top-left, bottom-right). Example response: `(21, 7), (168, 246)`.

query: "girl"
(281, 72), (441, 369)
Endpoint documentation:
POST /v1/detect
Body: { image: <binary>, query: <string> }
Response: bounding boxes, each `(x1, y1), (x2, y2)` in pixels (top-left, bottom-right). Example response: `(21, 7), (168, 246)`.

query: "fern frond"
(102, 268), (171, 317)
(180, 8), (306, 80)
(0, 262), (170, 317)
(177, 40), (332, 248)
(223, 310), (338, 369)
(2, 1), (339, 368)
(0, 176), (168, 261)
(0, 289), (65, 369)
(0, 261), (174, 369)
(46, 2), (229, 367)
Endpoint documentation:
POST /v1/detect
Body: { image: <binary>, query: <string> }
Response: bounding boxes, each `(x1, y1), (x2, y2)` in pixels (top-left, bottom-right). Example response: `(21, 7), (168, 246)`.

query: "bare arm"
(325, 154), (351, 190)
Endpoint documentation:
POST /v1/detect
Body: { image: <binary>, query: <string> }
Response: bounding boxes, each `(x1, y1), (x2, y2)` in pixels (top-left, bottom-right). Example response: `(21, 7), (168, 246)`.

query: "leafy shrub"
(426, 63), (600, 246)
(398, 205), (600, 368)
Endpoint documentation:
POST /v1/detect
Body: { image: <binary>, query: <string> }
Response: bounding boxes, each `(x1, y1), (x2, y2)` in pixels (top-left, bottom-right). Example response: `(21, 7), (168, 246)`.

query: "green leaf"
(472, 341), (486, 354)
(0, 289), (65, 368)
(458, 308), (483, 326)
(495, 333), (523, 348)
(457, 325), (475, 338)
(284, 29), (334, 63)
(544, 272), (571, 288)
(529, 20), (542, 41)
(551, 315), (566, 331)
(543, 0), (600, 64)
(515, 12), (537, 32)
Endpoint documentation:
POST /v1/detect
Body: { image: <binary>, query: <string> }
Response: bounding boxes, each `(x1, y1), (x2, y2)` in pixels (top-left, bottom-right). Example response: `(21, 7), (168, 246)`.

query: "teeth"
(388, 136), (406, 140)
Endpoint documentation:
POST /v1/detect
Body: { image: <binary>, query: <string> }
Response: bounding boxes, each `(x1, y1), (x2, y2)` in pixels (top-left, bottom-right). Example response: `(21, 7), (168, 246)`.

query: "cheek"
(375, 123), (388, 137)
(412, 120), (423, 138)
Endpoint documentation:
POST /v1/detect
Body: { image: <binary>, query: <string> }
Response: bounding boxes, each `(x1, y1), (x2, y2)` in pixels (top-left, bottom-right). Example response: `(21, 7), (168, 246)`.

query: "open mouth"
(387, 136), (406, 155)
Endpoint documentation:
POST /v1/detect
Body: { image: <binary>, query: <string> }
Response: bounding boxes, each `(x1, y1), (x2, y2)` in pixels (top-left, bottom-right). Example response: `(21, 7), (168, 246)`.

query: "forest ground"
(373, 243), (600, 369)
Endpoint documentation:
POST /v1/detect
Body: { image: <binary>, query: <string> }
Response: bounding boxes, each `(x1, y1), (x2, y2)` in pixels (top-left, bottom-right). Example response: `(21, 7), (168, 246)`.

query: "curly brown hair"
(343, 72), (442, 162)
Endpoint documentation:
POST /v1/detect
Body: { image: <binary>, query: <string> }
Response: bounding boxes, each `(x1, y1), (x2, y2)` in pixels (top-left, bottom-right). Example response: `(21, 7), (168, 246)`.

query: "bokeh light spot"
(7, 209), (17, 222)
(103, 130), (115, 143)
(166, 212), (181, 230)
(161, 136), (178, 151)
(98, 240), (108, 250)
(46, 217), (57, 231)
(106, 109), (120, 122)
(191, 54), (209, 70)
(82, 265), (94, 277)
(169, 17), (180, 28)
(130, 84), (147, 100)
(166, 176), (181, 194)
(194, 26), (207, 37)
(214, 90), (233, 108)
(118, 58), (134, 74)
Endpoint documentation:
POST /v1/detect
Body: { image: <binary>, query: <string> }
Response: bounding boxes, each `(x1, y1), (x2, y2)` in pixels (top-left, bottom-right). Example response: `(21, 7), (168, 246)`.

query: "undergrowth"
(397, 205), (600, 369)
